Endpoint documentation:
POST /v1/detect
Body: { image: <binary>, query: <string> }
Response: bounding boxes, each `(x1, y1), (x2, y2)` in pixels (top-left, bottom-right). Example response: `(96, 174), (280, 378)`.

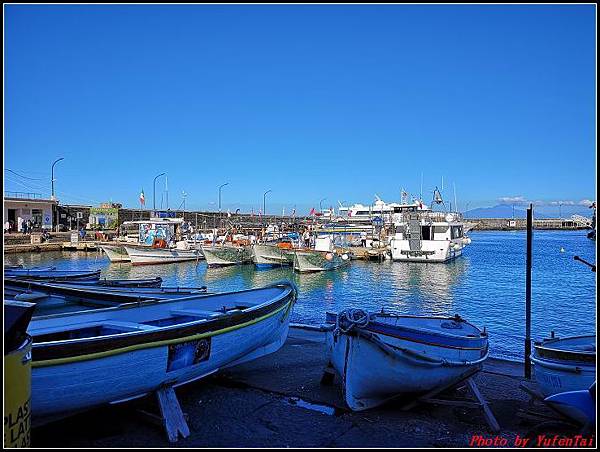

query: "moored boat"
(4, 267), (101, 281)
(62, 277), (163, 288)
(293, 250), (349, 272)
(100, 244), (131, 262)
(325, 309), (489, 411)
(531, 334), (596, 423)
(252, 243), (295, 268)
(202, 244), (253, 267)
(23, 281), (297, 423)
(124, 244), (203, 266)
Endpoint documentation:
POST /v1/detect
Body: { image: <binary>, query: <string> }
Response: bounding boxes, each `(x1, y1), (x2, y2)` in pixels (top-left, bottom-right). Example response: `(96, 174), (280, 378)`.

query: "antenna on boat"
(453, 183), (458, 213)
(420, 173), (423, 201)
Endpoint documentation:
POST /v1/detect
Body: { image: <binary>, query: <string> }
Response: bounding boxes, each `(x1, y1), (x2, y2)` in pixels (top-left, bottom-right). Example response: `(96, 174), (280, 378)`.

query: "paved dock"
(32, 328), (562, 448)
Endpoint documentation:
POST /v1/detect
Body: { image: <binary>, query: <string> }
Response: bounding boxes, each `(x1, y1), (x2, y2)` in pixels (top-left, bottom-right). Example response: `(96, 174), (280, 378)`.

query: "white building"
(4, 193), (57, 232)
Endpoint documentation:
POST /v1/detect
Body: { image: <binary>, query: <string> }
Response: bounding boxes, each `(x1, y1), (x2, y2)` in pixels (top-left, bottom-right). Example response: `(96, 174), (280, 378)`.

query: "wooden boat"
(4, 279), (209, 311)
(62, 277), (163, 288)
(4, 267), (101, 281)
(124, 244), (203, 266)
(325, 310), (489, 411)
(293, 250), (350, 272)
(201, 244), (253, 267)
(25, 282), (297, 423)
(252, 243), (295, 268)
(531, 334), (596, 423)
(100, 244), (131, 262)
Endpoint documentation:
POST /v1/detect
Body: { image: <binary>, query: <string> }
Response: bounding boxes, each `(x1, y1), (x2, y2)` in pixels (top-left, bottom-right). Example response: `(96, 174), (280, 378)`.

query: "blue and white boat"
(4, 267), (101, 281)
(531, 334), (596, 423)
(325, 310), (489, 411)
(20, 281), (297, 424)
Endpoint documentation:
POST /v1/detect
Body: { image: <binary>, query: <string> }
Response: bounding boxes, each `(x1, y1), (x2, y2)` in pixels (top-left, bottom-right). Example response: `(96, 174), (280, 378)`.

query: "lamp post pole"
(263, 190), (272, 226)
(153, 172), (166, 211)
(51, 157), (65, 201)
(218, 182), (229, 212)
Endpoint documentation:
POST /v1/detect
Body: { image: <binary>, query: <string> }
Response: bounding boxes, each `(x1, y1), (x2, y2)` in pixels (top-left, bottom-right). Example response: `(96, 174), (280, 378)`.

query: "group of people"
(4, 218), (36, 234)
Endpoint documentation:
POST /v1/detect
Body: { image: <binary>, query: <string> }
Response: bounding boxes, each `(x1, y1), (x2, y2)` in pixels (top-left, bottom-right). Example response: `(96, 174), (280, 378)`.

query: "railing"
(4, 191), (43, 199)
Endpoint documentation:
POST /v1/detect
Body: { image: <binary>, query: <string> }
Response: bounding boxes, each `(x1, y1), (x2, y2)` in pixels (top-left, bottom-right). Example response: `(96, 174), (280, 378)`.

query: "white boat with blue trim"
(24, 281), (297, 424)
(325, 309), (489, 411)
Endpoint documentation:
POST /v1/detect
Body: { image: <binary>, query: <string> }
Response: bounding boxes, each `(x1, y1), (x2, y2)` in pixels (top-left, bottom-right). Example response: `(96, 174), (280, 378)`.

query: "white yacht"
(389, 197), (471, 263)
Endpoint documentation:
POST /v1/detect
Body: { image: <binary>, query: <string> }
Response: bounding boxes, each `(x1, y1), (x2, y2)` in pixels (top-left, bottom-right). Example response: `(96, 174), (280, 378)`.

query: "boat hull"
(124, 245), (202, 265)
(325, 313), (488, 411)
(531, 335), (596, 423)
(390, 239), (464, 263)
(202, 246), (252, 267)
(4, 269), (101, 281)
(252, 244), (294, 268)
(29, 283), (296, 422)
(293, 250), (349, 272)
(100, 245), (131, 262)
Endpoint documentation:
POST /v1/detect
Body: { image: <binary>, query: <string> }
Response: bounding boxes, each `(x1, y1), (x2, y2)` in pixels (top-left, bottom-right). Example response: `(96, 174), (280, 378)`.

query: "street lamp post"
(51, 157), (65, 201)
(153, 172), (166, 210)
(263, 190), (272, 225)
(319, 198), (327, 215)
(218, 182), (229, 212)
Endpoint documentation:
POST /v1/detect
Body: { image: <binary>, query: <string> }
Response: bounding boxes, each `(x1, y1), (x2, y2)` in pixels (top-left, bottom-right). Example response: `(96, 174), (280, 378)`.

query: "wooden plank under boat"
(22, 281), (297, 424)
(325, 310), (489, 411)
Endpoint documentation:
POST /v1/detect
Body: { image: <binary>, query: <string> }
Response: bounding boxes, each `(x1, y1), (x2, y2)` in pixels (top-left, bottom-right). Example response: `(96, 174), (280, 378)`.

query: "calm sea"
(5, 230), (596, 360)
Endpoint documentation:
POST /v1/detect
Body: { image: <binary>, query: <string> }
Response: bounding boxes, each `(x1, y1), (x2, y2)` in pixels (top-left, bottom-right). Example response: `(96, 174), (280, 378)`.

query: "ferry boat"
(389, 195), (471, 263)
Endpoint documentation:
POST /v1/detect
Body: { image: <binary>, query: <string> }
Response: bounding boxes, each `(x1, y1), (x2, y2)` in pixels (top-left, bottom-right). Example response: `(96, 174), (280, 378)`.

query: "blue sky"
(4, 4), (596, 215)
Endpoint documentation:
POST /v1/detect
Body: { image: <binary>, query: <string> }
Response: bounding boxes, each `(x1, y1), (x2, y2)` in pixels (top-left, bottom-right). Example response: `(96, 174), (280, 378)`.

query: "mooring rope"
(334, 308), (371, 337)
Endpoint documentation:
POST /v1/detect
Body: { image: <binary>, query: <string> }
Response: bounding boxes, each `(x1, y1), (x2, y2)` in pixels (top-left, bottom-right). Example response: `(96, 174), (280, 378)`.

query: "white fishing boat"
(124, 243), (202, 266)
(23, 281), (297, 423)
(100, 244), (131, 262)
(201, 244), (253, 267)
(252, 243), (295, 268)
(293, 235), (350, 273)
(325, 309), (489, 411)
(531, 334), (596, 423)
(389, 195), (471, 263)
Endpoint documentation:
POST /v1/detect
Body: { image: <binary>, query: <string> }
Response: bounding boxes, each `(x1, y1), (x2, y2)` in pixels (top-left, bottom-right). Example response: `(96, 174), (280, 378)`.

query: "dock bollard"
(4, 335), (32, 447)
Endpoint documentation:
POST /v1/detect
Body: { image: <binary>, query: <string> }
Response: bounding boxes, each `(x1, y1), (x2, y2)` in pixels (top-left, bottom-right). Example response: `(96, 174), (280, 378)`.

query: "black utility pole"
(525, 203), (533, 379)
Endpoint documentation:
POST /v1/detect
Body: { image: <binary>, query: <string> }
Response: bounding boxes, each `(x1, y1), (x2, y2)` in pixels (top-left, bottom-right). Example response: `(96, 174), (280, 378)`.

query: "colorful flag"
(139, 189), (145, 206)
(309, 207), (315, 216)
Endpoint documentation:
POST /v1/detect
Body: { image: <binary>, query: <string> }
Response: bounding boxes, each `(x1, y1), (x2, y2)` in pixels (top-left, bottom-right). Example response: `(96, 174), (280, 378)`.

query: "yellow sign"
(4, 337), (32, 448)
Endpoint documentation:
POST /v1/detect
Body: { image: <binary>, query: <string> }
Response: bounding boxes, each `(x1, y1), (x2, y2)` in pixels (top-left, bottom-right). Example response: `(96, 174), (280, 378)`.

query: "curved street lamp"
(218, 182), (229, 212)
(263, 190), (272, 224)
(319, 197), (327, 214)
(51, 157), (65, 201)
(153, 172), (166, 210)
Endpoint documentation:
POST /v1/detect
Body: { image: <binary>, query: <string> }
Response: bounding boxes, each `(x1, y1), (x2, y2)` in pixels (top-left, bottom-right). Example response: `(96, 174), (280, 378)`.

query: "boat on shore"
(201, 244), (253, 267)
(123, 244), (203, 266)
(100, 244), (131, 262)
(252, 243), (295, 268)
(531, 334), (596, 424)
(324, 309), (489, 411)
(4, 267), (101, 281)
(23, 281), (297, 423)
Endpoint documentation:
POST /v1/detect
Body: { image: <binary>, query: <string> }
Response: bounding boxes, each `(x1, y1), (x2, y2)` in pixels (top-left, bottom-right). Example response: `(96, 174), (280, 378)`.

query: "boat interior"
(27, 285), (291, 343)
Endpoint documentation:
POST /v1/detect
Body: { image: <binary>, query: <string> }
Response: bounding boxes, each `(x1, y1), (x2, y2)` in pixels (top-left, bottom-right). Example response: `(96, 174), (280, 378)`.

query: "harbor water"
(5, 230), (595, 361)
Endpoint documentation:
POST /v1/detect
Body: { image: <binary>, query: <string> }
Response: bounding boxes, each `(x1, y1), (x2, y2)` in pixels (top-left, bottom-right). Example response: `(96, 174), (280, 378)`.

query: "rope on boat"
(334, 308), (371, 338)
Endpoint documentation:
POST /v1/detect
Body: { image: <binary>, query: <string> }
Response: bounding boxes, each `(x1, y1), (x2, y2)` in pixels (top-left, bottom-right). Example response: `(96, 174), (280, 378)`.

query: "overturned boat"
(201, 244), (252, 267)
(531, 334), (596, 423)
(325, 309), (489, 411)
(21, 281), (297, 423)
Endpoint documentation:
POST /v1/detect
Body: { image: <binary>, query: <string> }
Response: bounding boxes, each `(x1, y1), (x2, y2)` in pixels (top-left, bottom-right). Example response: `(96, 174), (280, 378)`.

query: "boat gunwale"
(30, 283), (296, 363)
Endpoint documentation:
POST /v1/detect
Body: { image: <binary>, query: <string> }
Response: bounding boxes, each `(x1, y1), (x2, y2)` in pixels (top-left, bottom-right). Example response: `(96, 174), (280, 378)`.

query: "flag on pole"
(139, 189), (145, 207)
(291, 207), (296, 217)
(309, 207), (315, 216)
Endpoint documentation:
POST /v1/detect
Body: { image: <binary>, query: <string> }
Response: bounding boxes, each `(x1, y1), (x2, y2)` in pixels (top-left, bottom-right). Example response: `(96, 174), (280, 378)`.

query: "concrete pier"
(31, 327), (559, 448)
